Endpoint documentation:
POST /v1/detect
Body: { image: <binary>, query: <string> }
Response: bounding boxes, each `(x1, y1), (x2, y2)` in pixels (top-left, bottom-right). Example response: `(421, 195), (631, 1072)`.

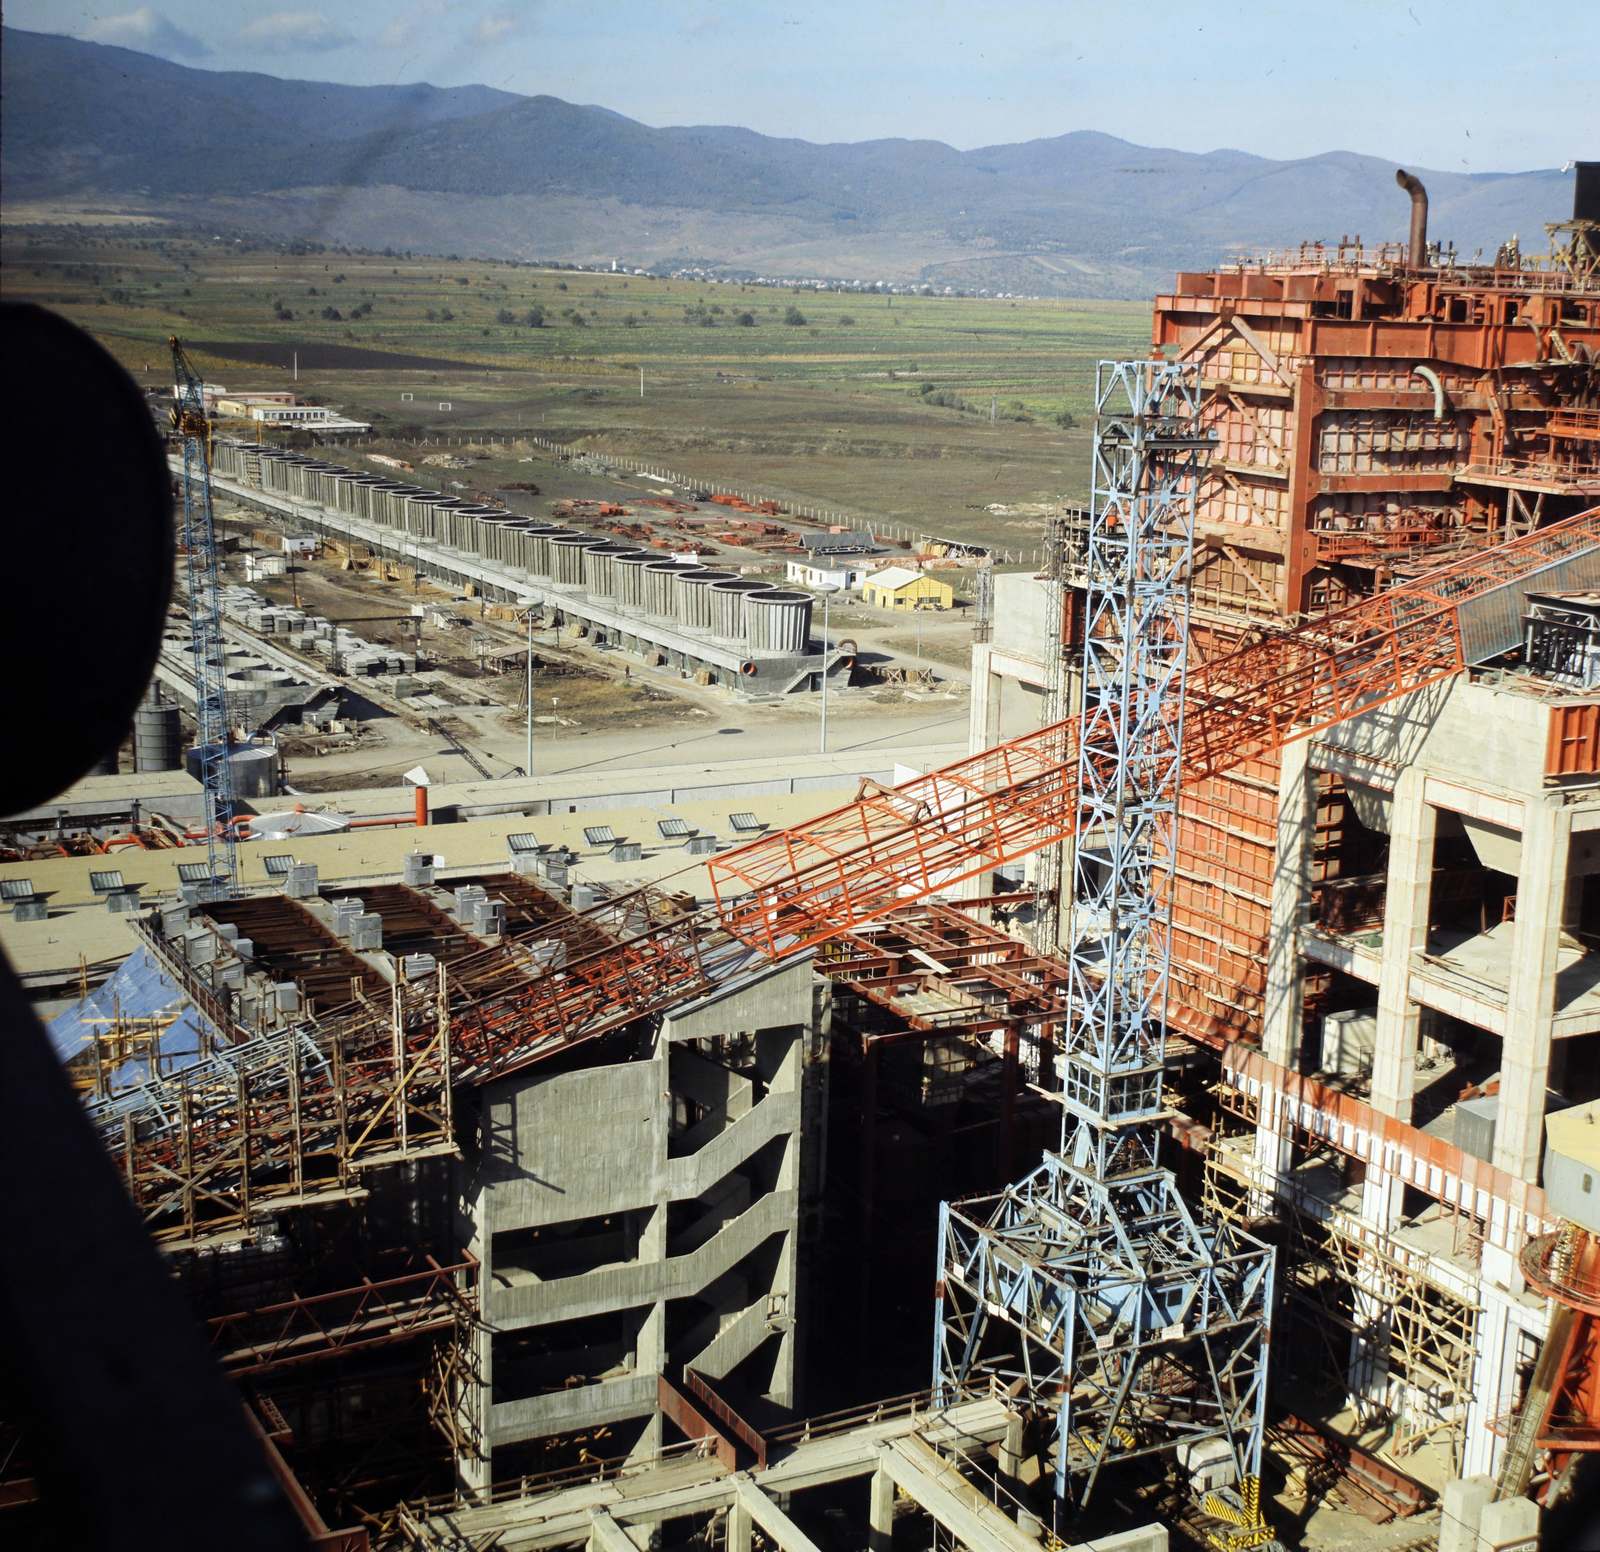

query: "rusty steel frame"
(99, 887), (721, 1243)
(91, 514), (1600, 1247)
(210, 1256), (478, 1377)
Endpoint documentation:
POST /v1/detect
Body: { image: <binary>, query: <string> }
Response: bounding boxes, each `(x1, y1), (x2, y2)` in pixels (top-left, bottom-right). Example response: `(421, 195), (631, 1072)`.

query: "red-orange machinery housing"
(1139, 179), (1600, 1051)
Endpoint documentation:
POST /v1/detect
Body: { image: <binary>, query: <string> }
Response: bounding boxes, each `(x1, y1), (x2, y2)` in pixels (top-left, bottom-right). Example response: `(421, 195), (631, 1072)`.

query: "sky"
(7, 0), (1595, 172)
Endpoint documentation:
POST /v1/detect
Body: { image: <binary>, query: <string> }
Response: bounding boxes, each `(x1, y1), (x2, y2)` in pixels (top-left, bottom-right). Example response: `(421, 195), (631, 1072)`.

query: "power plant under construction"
(4, 167), (1600, 1552)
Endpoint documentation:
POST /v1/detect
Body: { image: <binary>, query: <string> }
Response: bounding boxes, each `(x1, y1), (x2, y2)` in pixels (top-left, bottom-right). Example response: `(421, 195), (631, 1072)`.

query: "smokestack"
(1395, 169), (1429, 268)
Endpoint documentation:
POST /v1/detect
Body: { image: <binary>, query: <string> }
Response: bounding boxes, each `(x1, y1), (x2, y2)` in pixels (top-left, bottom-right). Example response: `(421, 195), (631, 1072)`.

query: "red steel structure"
(1152, 218), (1599, 638)
(1514, 1228), (1600, 1497)
(98, 509), (1599, 1248)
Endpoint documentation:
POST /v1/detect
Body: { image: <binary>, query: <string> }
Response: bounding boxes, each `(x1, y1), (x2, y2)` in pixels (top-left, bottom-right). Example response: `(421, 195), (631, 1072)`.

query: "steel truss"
(711, 509), (1600, 958)
(171, 338), (238, 893)
(932, 363), (1275, 1525)
(935, 1156), (1274, 1502)
(99, 886), (721, 1244)
(93, 509), (1600, 1247)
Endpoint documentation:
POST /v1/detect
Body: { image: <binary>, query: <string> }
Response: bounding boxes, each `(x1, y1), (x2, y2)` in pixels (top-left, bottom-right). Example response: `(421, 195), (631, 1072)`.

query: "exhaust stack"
(1395, 169), (1429, 268)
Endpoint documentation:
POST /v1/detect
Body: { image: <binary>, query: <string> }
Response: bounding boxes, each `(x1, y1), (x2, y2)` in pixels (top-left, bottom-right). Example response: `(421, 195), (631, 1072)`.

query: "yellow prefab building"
(862, 566), (955, 610)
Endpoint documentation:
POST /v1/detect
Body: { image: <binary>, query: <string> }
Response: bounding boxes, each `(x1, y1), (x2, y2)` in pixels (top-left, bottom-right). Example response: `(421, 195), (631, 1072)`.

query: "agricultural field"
(2, 223), (1154, 549)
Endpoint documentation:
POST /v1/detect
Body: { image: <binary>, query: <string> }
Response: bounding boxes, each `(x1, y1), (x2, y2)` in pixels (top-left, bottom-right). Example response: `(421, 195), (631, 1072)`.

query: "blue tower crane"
(170, 337), (238, 897)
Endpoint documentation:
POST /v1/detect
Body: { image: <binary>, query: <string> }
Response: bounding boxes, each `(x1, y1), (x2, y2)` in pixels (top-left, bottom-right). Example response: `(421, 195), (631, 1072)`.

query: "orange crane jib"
(104, 509), (1600, 1242)
(708, 507), (1600, 959)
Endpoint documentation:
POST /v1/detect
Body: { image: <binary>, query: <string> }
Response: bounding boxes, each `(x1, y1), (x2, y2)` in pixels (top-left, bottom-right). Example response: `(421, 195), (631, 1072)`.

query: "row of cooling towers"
(216, 443), (816, 660)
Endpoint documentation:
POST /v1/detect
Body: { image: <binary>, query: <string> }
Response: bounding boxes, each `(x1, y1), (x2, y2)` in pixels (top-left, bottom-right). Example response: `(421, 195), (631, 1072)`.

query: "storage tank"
(515, 524), (564, 579)
(745, 590), (814, 657)
(187, 738), (280, 799)
(613, 551), (659, 615)
(469, 511), (515, 559)
(224, 665), (298, 707)
(545, 532), (601, 587)
(583, 543), (648, 601)
(247, 809), (350, 841)
(643, 562), (706, 622)
(675, 569), (739, 634)
(134, 700), (184, 771)
(709, 579), (778, 644)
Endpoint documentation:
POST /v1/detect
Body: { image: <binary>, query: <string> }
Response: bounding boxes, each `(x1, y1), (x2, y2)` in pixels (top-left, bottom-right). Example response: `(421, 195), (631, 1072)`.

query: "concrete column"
(1262, 736), (1316, 1071)
(869, 1463), (895, 1552)
(1348, 1166), (1403, 1416)
(1495, 793), (1573, 1181)
(1438, 1474), (1494, 1552)
(968, 643), (1003, 757)
(955, 646), (1007, 904)
(1372, 767), (1436, 1122)
(1253, 740), (1315, 1208)
(1476, 1494), (1539, 1552)
(729, 1498), (753, 1552)
(999, 1410), (1024, 1482)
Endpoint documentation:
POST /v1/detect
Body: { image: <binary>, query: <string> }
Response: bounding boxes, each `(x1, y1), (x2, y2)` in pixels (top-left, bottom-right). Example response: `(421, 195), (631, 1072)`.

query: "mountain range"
(1, 26), (1576, 297)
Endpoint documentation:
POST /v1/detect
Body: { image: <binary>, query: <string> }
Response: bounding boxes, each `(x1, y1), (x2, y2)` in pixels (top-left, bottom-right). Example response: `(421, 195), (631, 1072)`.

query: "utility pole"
(816, 586), (839, 753)
(640, 367), (645, 399)
(551, 696), (558, 742)
(525, 604), (534, 776)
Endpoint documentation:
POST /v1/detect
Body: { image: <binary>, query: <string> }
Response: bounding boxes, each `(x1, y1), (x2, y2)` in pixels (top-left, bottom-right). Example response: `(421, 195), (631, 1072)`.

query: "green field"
(3, 226), (1155, 547)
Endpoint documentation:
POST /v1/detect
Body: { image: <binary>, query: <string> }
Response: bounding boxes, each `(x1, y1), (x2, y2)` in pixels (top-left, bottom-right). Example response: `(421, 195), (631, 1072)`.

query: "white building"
(785, 560), (868, 591)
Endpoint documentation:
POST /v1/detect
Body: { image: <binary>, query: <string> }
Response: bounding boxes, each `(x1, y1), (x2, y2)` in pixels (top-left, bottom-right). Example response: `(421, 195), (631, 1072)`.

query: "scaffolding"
(1202, 1141), (1481, 1476)
(932, 362), (1276, 1531)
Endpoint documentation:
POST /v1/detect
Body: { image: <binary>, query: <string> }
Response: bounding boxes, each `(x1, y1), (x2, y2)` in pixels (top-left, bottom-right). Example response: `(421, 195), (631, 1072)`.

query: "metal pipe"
(1395, 168), (1429, 268)
(1411, 364), (1447, 420)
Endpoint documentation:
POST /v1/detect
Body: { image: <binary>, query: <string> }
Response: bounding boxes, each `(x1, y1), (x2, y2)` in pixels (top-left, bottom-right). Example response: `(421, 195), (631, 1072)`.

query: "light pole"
(551, 696), (558, 743)
(816, 585), (840, 754)
(524, 602), (534, 776)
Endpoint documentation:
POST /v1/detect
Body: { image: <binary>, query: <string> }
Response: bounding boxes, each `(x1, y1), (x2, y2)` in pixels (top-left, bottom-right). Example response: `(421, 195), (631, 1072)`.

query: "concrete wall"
(991, 573), (1052, 665)
(1314, 676), (1555, 797)
(464, 955), (823, 1468)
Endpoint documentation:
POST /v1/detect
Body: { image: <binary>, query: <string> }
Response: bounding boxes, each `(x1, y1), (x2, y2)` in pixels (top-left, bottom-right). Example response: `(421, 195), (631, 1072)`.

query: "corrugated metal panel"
(1547, 702), (1600, 776)
(1457, 547), (1600, 664)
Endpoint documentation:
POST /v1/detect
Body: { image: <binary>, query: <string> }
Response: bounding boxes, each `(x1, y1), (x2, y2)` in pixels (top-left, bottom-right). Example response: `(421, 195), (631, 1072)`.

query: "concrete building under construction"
(6, 167), (1600, 1552)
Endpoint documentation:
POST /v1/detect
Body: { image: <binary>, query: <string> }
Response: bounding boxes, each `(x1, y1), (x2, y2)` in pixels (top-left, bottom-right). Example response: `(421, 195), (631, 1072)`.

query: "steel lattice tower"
(934, 362), (1276, 1532)
(172, 339), (238, 895)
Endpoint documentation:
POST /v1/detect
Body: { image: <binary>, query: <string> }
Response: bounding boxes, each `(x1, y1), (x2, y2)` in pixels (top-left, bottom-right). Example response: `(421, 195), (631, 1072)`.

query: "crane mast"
(171, 337), (237, 896)
(934, 362), (1276, 1540)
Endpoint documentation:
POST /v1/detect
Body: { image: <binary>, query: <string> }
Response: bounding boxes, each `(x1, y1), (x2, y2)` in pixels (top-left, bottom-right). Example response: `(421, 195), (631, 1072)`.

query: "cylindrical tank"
(745, 590), (814, 657)
(675, 569), (739, 633)
(518, 523), (564, 578)
(613, 552), (658, 614)
(583, 543), (648, 601)
(547, 533), (603, 588)
(134, 701), (184, 771)
(224, 665), (296, 707)
(187, 739), (280, 799)
(709, 580), (778, 644)
(247, 810), (350, 840)
(643, 562), (705, 622)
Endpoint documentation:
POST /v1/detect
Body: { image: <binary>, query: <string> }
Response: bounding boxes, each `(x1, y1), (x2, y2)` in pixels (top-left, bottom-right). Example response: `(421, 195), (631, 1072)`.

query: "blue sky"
(9, 0), (1594, 171)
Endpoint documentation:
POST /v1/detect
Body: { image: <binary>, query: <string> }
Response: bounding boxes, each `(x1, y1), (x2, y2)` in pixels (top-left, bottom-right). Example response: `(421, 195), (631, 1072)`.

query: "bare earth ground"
(214, 520), (975, 794)
(0, 230), (1149, 549)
